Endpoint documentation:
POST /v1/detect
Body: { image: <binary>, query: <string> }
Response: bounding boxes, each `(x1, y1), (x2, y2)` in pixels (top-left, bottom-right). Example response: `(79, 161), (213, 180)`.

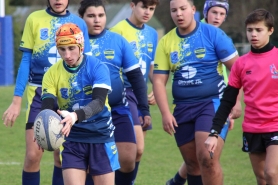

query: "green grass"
(0, 85), (256, 184)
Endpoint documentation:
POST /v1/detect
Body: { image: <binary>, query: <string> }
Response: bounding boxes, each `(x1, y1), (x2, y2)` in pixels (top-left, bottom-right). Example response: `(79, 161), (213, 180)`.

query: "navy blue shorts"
(242, 132), (278, 153)
(126, 88), (152, 131)
(173, 99), (230, 147)
(61, 140), (120, 175)
(112, 108), (136, 143)
(26, 86), (58, 130)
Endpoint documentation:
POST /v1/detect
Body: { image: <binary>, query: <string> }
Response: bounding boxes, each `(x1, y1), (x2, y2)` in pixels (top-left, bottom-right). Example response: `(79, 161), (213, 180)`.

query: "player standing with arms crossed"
(153, 0), (238, 184)
(2, 1), (91, 184)
(166, 1), (242, 184)
(110, 0), (159, 183)
(78, 0), (150, 184)
(205, 9), (278, 185)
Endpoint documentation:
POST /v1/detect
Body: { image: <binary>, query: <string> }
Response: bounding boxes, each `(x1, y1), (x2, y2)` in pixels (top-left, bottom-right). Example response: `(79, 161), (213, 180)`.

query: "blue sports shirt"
(89, 29), (140, 108)
(110, 19), (158, 87)
(154, 22), (238, 103)
(42, 55), (114, 143)
(18, 8), (91, 88)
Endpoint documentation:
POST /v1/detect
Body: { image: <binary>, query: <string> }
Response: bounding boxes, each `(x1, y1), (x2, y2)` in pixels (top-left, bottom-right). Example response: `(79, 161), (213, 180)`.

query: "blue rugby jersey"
(42, 55), (114, 143)
(110, 19), (158, 88)
(154, 22), (238, 103)
(89, 29), (140, 108)
(19, 8), (91, 86)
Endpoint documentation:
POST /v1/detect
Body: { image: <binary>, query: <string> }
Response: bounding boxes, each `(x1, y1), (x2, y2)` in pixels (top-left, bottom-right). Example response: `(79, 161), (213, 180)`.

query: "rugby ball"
(34, 109), (64, 151)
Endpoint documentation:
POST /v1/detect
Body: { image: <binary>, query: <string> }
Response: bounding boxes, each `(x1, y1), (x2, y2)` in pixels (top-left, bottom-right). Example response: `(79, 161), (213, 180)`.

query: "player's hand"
(2, 97), (22, 127)
(140, 115), (151, 129)
(57, 110), (77, 137)
(230, 100), (242, 119)
(148, 91), (156, 105)
(33, 137), (44, 152)
(228, 116), (235, 131)
(162, 112), (178, 136)
(204, 136), (218, 154)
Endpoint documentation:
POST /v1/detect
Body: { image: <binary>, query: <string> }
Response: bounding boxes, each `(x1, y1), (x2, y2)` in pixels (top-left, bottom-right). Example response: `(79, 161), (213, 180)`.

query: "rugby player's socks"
(22, 170), (40, 185)
(131, 161), (140, 183)
(187, 174), (203, 185)
(52, 166), (64, 185)
(85, 173), (94, 185)
(171, 172), (187, 185)
(115, 170), (134, 185)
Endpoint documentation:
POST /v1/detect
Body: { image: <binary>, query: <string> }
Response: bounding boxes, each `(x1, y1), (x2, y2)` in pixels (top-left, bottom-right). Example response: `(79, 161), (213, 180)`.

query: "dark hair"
(78, 0), (106, 18)
(132, 0), (160, 6)
(245, 9), (274, 30)
(169, 0), (194, 5)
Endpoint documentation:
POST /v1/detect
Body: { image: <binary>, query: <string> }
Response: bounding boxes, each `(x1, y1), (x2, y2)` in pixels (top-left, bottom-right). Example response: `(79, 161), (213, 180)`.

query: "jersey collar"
(46, 7), (70, 17)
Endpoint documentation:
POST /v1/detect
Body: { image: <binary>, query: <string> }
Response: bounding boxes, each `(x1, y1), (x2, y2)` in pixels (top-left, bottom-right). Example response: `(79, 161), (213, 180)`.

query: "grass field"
(0, 85), (256, 185)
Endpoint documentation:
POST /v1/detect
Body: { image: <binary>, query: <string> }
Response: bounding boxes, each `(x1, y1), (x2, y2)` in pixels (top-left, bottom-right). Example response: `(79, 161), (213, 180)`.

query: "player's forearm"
(212, 85), (239, 133)
(153, 82), (171, 115)
(148, 64), (154, 84)
(75, 88), (108, 122)
(14, 52), (31, 97)
(126, 68), (150, 116)
(236, 88), (243, 102)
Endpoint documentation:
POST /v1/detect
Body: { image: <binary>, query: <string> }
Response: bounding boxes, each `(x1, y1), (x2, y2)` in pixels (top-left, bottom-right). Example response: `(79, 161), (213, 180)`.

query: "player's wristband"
(208, 133), (218, 139)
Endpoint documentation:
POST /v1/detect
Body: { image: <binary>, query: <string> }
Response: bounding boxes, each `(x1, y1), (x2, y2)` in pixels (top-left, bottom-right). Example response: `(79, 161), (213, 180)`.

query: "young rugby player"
(2, 1), (91, 184)
(153, 0), (239, 184)
(110, 0), (159, 183)
(41, 23), (119, 185)
(78, 0), (150, 184)
(205, 9), (278, 185)
(165, 1), (242, 184)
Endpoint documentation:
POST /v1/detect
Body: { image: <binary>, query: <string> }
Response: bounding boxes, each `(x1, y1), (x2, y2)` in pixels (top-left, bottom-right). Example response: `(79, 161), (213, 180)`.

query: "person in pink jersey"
(205, 9), (278, 185)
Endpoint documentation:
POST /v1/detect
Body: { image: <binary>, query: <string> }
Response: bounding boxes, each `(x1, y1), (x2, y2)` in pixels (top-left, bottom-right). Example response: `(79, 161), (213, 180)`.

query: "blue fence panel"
(0, 16), (14, 86)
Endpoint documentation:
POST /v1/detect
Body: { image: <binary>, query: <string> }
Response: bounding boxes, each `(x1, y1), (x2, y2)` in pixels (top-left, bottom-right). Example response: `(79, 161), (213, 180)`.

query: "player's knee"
(26, 150), (42, 161)
(25, 150), (42, 167)
(184, 160), (200, 174)
(264, 168), (277, 182)
(118, 153), (136, 172)
(136, 147), (144, 159)
(119, 160), (135, 172)
(199, 157), (220, 175)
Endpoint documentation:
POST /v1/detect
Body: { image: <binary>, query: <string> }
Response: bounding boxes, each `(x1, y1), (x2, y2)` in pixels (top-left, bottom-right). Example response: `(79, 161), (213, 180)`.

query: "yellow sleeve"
(110, 23), (123, 35)
(154, 38), (170, 72)
(20, 14), (35, 50)
(42, 65), (58, 98)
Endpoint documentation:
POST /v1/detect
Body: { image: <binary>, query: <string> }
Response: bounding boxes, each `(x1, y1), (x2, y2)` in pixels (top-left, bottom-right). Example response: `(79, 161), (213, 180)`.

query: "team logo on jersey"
(194, 48), (206, 59)
(83, 85), (92, 95)
(104, 49), (115, 60)
(181, 66), (197, 79)
(91, 44), (100, 56)
(60, 88), (69, 99)
(147, 43), (153, 53)
(170, 51), (179, 64)
(270, 64), (278, 79)
(130, 41), (137, 53)
(20, 41), (24, 47)
(72, 82), (81, 94)
(154, 63), (159, 69)
(40, 28), (49, 40)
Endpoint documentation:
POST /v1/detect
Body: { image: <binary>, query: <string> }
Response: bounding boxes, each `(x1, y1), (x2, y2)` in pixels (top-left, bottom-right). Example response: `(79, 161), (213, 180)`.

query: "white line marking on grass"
(0, 162), (52, 165)
(0, 162), (21, 165)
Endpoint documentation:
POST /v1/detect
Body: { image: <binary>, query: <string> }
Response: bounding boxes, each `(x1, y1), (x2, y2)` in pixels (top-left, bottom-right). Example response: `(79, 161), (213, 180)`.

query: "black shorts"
(242, 132), (278, 153)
